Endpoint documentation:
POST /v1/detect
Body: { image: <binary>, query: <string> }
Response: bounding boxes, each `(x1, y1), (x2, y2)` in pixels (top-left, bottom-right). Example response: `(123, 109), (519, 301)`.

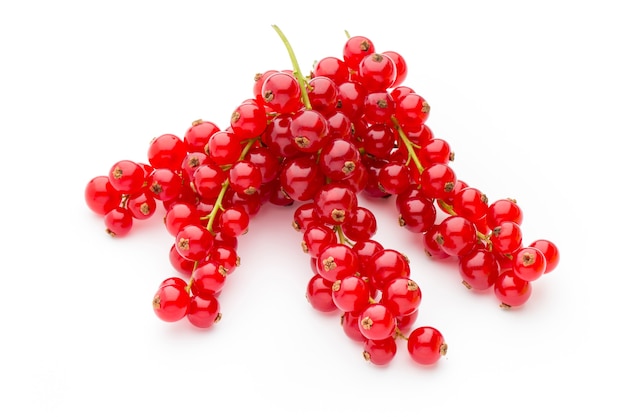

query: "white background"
(1, 0), (624, 415)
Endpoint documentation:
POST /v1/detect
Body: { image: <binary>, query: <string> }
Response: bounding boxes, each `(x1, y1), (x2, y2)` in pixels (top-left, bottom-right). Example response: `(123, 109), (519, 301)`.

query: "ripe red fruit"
(407, 326), (447, 365)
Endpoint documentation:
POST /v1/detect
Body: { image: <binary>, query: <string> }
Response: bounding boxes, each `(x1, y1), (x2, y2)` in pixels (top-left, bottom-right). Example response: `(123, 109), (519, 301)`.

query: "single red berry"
(104, 207), (133, 237)
(341, 206), (377, 242)
(187, 294), (221, 328)
(494, 269), (533, 308)
(407, 326), (447, 365)
(382, 51), (407, 88)
(313, 183), (358, 225)
(306, 274), (337, 313)
(313, 56), (350, 85)
(126, 191), (157, 220)
(487, 198), (523, 229)
(184, 120), (220, 153)
(341, 311), (367, 342)
(380, 277), (422, 317)
(343, 35), (375, 70)
(331, 275), (371, 313)
(108, 160), (146, 194)
(190, 259), (228, 297)
(262, 72), (302, 114)
(458, 248), (500, 290)
(435, 215), (478, 257)
(219, 206), (250, 238)
(358, 53), (397, 92)
(152, 283), (190, 322)
(316, 243), (359, 282)
(529, 239), (560, 273)
(358, 303), (396, 341)
(85, 175), (123, 215)
(512, 247), (546, 282)
(169, 244), (195, 277)
(490, 221), (523, 255)
(175, 224), (214, 261)
(363, 337), (397, 366)
(230, 100), (267, 139)
(148, 134), (187, 171)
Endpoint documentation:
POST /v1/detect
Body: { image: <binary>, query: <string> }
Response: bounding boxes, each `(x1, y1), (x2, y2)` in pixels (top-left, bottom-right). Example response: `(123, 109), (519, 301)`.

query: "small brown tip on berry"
(106, 229), (116, 237)
(407, 280), (418, 291)
(301, 241), (309, 253)
(444, 182), (455, 192)
(214, 313), (222, 323)
(192, 119), (203, 126)
(254, 73), (262, 82)
(435, 233), (444, 246)
(522, 252), (536, 266)
(398, 216), (406, 227)
(263, 91), (274, 103)
(439, 343), (448, 356)
(361, 317), (373, 330)
(231, 111), (241, 124)
(342, 161), (356, 175)
(152, 296), (161, 309)
(178, 238), (190, 251)
(292, 221), (301, 231)
(112, 167), (123, 179)
(363, 351), (372, 362)
(244, 186), (257, 195)
(360, 40), (371, 51)
(499, 303), (512, 310)
(322, 256), (337, 272)
(331, 209), (346, 223)
(480, 193), (488, 204)
(295, 136), (311, 148)
(332, 280), (342, 292)
(449, 152), (455, 162)
(462, 280), (472, 290)
(422, 101), (431, 113)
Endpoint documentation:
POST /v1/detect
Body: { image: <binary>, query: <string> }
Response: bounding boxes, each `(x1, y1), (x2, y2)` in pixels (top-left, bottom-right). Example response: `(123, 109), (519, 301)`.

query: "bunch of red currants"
(84, 26), (559, 367)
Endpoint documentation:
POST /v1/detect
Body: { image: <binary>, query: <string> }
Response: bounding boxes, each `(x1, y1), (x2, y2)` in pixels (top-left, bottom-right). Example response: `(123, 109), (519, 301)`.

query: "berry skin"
(261, 71), (302, 114)
(494, 269), (533, 308)
(152, 282), (191, 322)
(306, 274), (337, 313)
(363, 337), (397, 366)
(85, 175), (122, 215)
(108, 160), (146, 194)
(358, 303), (396, 341)
(343, 35), (375, 70)
(104, 207), (133, 237)
(316, 243), (359, 282)
(331, 275), (371, 313)
(175, 224), (214, 261)
(529, 239), (560, 273)
(407, 326), (447, 365)
(148, 134), (187, 171)
(512, 247), (546, 282)
(380, 277), (422, 317)
(187, 294), (221, 328)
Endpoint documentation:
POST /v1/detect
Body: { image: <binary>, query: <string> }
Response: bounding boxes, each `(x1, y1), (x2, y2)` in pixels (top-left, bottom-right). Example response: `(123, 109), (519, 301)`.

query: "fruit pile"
(84, 26), (559, 367)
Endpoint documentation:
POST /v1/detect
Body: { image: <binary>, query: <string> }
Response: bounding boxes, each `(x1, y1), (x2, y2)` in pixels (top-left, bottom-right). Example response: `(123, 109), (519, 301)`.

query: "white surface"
(1, 1), (624, 415)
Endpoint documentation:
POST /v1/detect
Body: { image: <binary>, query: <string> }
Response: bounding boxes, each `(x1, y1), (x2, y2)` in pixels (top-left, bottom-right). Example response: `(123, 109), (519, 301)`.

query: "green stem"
(204, 138), (258, 234)
(391, 116), (424, 174)
(271, 25), (312, 110)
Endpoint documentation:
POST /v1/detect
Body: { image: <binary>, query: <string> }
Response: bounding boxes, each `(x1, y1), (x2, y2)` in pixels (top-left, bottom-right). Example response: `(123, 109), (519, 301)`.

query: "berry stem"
(204, 138), (258, 233)
(271, 25), (312, 110)
(391, 116), (424, 174)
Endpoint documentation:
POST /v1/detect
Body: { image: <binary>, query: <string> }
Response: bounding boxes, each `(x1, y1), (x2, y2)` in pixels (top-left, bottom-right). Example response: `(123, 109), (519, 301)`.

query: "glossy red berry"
(407, 326), (447, 365)
(306, 274), (337, 313)
(175, 224), (214, 261)
(494, 269), (533, 308)
(108, 160), (146, 194)
(187, 294), (221, 328)
(85, 175), (122, 215)
(529, 239), (560, 273)
(512, 247), (546, 282)
(358, 303), (396, 341)
(152, 282), (190, 322)
(148, 134), (187, 171)
(363, 337), (397, 366)
(104, 207), (133, 237)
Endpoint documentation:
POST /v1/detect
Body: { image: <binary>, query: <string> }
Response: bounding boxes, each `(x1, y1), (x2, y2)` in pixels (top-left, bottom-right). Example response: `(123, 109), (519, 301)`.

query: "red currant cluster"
(84, 26), (559, 367)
